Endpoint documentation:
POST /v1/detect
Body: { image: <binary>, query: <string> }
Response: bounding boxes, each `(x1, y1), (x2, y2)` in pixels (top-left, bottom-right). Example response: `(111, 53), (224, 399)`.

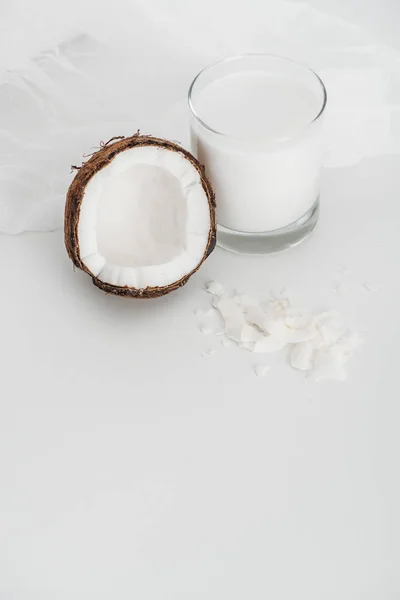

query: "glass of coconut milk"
(188, 54), (327, 253)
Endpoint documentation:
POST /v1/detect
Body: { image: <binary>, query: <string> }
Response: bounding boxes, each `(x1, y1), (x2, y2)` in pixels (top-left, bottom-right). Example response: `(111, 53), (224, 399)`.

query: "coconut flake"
(220, 338), (236, 349)
(196, 305), (225, 336)
(198, 282), (361, 383)
(253, 335), (288, 353)
(363, 282), (379, 293)
(338, 266), (353, 277)
(234, 294), (258, 308)
(205, 280), (225, 296)
(214, 295), (247, 342)
(254, 365), (271, 377)
(290, 341), (314, 371)
(312, 311), (344, 348)
(240, 341), (256, 352)
(332, 332), (363, 360)
(194, 308), (212, 317)
(240, 323), (265, 343)
(309, 348), (348, 382)
(199, 324), (214, 335)
(246, 305), (268, 331)
(201, 348), (216, 358)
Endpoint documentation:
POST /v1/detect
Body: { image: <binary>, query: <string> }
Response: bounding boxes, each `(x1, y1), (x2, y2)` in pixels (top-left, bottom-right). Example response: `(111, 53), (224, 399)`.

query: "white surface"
(1, 155), (400, 598)
(1, 0), (400, 597)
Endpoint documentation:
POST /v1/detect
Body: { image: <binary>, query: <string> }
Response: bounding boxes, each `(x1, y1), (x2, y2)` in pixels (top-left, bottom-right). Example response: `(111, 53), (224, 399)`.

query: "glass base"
(217, 198), (319, 255)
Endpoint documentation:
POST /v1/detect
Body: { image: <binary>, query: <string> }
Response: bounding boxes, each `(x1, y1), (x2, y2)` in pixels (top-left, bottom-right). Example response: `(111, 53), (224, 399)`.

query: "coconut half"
(65, 134), (216, 298)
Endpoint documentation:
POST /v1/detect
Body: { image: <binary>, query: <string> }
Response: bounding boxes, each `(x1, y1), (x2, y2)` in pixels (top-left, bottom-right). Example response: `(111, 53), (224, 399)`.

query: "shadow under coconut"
(62, 242), (199, 326)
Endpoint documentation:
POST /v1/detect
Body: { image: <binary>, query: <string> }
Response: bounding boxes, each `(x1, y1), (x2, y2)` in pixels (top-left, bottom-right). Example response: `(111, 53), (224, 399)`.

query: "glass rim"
(188, 53), (328, 143)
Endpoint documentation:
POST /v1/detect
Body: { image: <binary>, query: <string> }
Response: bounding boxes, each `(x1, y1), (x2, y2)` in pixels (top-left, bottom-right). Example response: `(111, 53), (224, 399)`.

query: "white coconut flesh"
(77, 146), (211, 289)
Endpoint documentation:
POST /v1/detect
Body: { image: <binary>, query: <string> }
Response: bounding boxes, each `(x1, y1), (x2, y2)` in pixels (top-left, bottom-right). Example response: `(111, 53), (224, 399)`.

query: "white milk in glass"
(190, 68), (325, 233)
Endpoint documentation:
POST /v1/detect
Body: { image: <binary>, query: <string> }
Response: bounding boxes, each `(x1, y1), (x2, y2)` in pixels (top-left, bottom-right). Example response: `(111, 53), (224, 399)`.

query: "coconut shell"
(65, 133), (216, 298)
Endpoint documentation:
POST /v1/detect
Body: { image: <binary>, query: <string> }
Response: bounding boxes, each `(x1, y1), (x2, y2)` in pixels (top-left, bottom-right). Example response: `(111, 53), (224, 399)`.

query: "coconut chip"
(205, 280), (225, 296)
(254, 365), (271, 377)
(290, 341), (314, 371)
(201, 348), (216, 358)
(221, 338), (237, 349)
(196, 281), (362, 382)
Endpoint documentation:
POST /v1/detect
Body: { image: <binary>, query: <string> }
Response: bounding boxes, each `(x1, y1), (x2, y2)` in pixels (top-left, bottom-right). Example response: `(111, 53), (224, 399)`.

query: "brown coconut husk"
(65, 133), (216, 298)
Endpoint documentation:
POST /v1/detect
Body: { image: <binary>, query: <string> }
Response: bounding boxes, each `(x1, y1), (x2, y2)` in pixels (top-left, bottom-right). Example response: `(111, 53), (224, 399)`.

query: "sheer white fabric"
(1, 0), (399, 232)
